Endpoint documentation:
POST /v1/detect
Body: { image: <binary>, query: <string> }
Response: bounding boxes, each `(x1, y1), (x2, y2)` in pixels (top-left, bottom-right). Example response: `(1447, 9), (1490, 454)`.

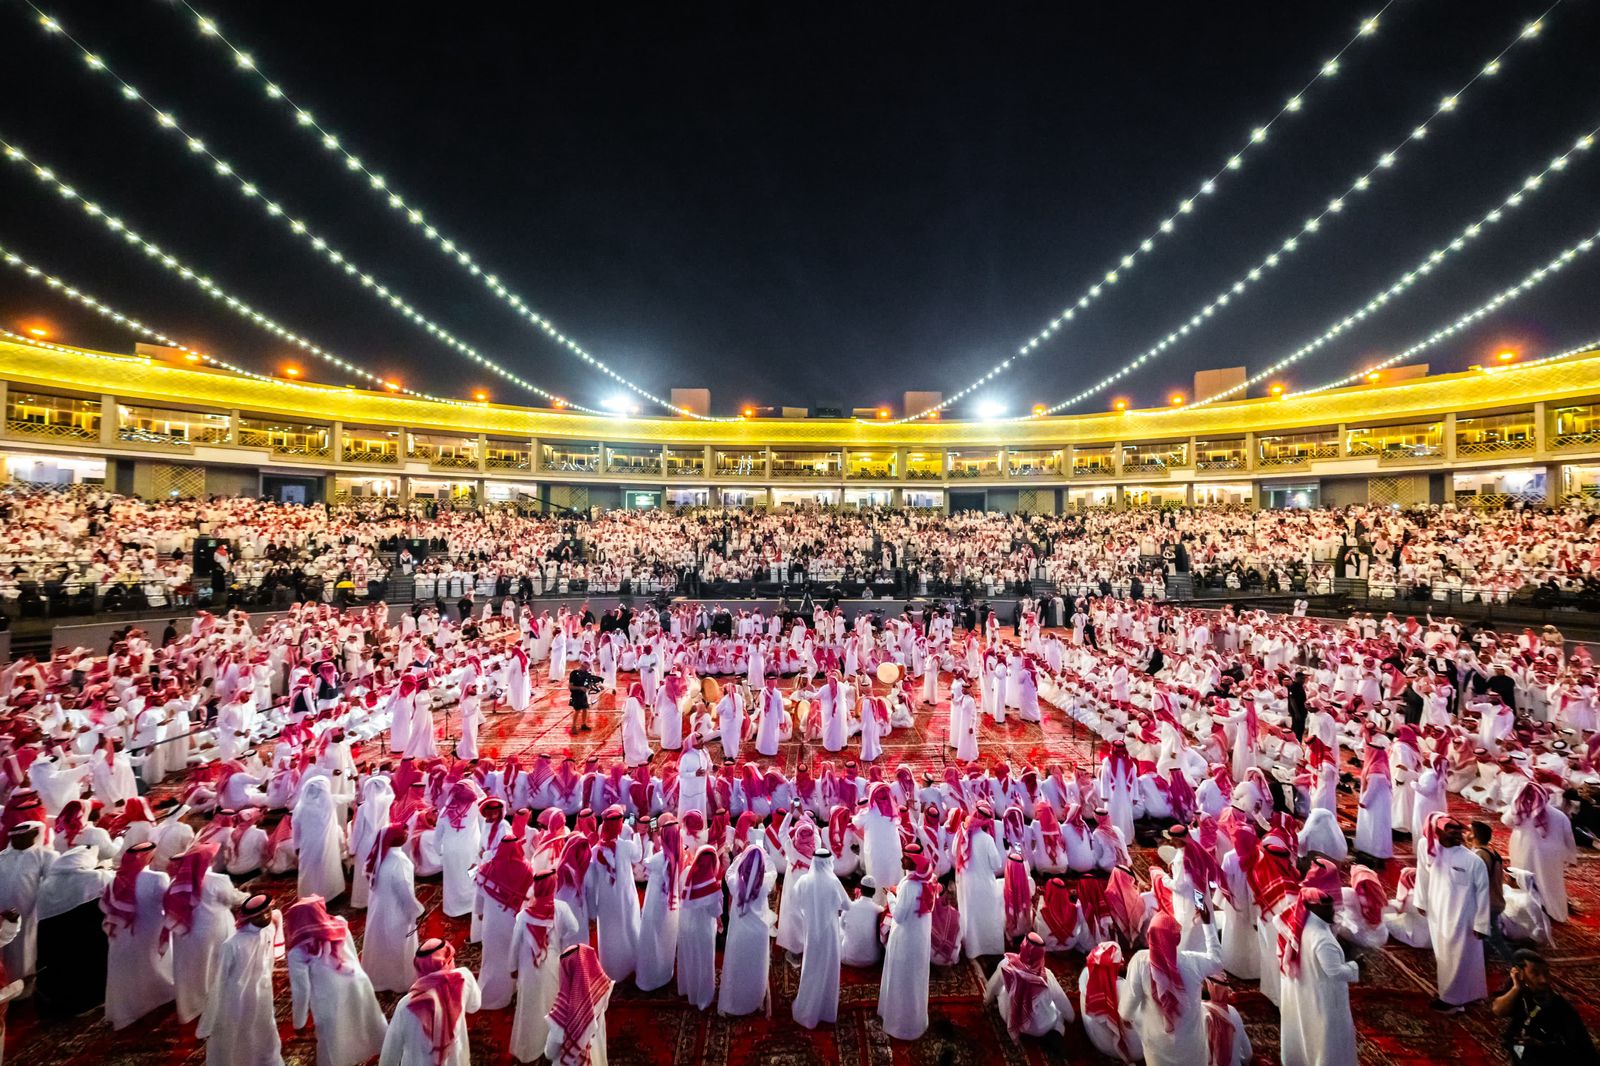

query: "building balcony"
(770, 466), (837, 479)
(485, 455), (532, 471)
(1553, 431), (1600, 452)
(342, 446), (400, 465)
(607, 458), (663, 475)
(238, 428), (330, 458)
(1255, 456), (1309, 471)
(1256, 446), (1338, 470)
(1377, 444), (1443, 465)
(1196, 458), (1247, 472)
(1455, 438), (1535, 458)
(1119, 461), (1172, 478)
(6, 418), (98, 443)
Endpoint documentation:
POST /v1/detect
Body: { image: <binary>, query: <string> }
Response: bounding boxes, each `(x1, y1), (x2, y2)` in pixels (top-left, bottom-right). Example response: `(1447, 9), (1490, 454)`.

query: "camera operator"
(567, 665), (603, 735)
(1493, 950), (1597, 1062)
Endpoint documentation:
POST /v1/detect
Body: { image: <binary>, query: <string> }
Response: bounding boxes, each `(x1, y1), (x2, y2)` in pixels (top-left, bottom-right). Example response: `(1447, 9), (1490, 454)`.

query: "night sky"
(0, 1), (1596, 417)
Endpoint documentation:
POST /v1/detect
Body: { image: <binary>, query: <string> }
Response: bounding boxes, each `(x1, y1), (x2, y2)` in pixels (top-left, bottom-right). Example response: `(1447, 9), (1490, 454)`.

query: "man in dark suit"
(1288, 671), (1309, 738)
(1400, 678), (1424, 727)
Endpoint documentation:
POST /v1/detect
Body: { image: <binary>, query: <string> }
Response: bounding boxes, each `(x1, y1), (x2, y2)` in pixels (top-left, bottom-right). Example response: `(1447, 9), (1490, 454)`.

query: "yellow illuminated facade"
(4, 336), (1600, 511)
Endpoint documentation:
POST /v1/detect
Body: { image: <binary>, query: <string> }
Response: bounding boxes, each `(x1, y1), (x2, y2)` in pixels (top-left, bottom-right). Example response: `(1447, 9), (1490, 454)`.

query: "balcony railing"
(608, 458), (663, 475)
(1071, 464), (1114, 478)
(1196, 457), (1246, 471)
(1257, 445), (1338, 469)
(342, 446), (399, 465)
(1119, 461), (1173, 477)
(665, 461), (707, 477)
(6, 419), (98, 442)
(1008, 465), (1062, 478)
(238, 428), (330, 457)
(486, 455), (531, 471)
(771, 466), (836, 479)
(906, 468), (943, 480)
(544, 458), (602, 473)
(430, 454), (480, 470)
(1377, 444), (1443, 464)
(1552, 431), (1600, 451)
(1456, 438), (1535, 457)
(119, 425), (229, 449)
(846, 466), (896, 480)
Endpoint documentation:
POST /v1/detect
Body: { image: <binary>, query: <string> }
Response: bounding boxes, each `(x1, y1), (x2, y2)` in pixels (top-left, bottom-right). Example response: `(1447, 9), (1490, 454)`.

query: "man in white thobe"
(840, 877), (886, 968)
(1279, 888), (1360, 1066)
(1503, 782), (1578, 923)
(0, 824), (53, 985)
(878, 846), (934, 1040)
(716, 689), (744, 763)
(985, 932), (1075, 1041)
(198, 894), (283, 1066)
(1424, 817), (1492, 1010)
(791, 846), (850, 1028)
(677, 735), (711, 819)
(820, 676), (851, 753)
(755, 683), (785, 758)
(584, 808), (642, 982)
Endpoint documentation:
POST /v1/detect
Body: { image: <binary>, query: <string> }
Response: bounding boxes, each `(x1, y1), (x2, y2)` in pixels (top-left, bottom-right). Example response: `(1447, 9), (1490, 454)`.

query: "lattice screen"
(1367, 474), (1428, 508)
(139, 463), (206, 499)
(1367, 477), (1401, 508)
(1017, 488), (1054, 514)
(550, 485), (589, 513)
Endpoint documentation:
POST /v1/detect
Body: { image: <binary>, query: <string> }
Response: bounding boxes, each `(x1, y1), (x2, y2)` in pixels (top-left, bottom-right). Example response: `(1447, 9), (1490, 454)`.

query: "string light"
(878, 5), (1400, 423)
(19, 8), (631, 419)
(0, 138), (602, 412)
(1485, 336), (1600, 373)
(1026, 5), (1558, 420)
(1185, 120), (1598, 409)
(0, 236), (486, 403)
(144, 0), (729, 421)
(1292, 221), (1600, 396)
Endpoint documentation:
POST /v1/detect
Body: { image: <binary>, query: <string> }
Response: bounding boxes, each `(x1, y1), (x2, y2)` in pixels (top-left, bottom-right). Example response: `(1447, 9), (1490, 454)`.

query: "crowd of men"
(5, 488), (1600, 616)
(0, 513), (1593, 1063)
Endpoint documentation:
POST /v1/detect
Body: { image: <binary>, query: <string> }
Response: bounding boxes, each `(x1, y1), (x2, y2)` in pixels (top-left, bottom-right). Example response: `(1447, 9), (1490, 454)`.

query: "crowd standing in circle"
(0, 530), (1593, 1062)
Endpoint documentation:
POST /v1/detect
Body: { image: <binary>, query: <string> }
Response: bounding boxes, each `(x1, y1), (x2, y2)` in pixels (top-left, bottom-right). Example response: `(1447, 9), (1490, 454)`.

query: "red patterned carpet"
(8, 632), (1599, 1065)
